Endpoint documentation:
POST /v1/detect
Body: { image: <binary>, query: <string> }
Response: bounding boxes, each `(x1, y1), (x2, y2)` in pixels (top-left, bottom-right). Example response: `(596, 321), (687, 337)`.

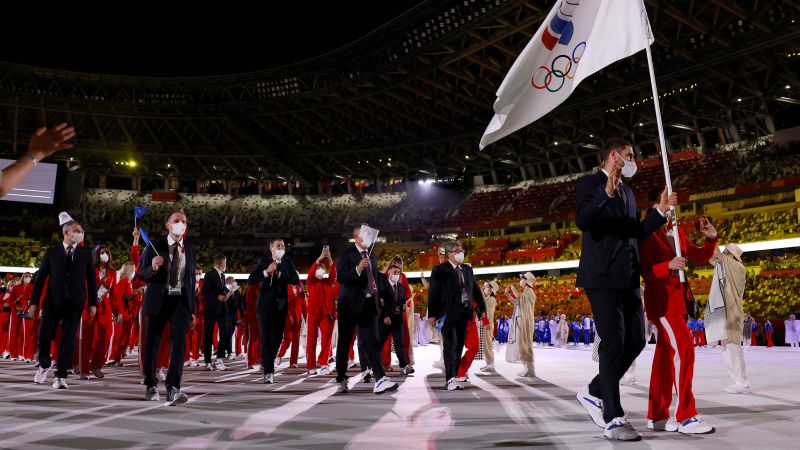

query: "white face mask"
(453, 252), (465, 264)
(195, 274), (202, 282)
(390, 274), (400, 283)
(100, 253), (109, 263)
(273, 249), (285, 261)
(226, 283), (235, 291)
(23, 277), (31, 285)
(621, 160), (637, 178)
(170, 222), (186, 236)
(315, 268), (326, 279)
(70, 233), (84, 245)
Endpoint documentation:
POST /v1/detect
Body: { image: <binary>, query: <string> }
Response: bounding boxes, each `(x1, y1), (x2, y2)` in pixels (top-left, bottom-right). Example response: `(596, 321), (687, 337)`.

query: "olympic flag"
(479, 0), (653, 149)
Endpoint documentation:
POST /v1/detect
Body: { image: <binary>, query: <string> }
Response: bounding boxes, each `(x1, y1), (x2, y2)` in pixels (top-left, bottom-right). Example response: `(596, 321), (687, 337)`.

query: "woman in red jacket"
(80, 245), (116, 379)
(245, 282), (262, 369)
(639, 199), (718, 435)
(305, 249), (337, 375)
(109, 262), (135, 365)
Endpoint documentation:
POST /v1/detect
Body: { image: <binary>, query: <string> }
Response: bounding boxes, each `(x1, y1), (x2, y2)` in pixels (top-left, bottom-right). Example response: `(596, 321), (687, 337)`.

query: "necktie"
(220, 271), (225, 286)
(66, 245), (73, 267)
(361, 251), (377, 296)
(457, 265), (465, 288)
(618, 184), (629, 213)
(169, 243), (180, 288)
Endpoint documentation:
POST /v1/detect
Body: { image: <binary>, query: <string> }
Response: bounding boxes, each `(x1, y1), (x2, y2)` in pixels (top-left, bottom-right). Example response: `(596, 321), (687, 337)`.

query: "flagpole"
(643, 12), (685, 282)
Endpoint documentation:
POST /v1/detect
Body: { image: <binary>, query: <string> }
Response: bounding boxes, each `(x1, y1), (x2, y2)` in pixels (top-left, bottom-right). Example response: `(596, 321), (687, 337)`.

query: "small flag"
(435, 314), (447, 333)
(138, 227), (151, 247)
(133, 206), (148, 219)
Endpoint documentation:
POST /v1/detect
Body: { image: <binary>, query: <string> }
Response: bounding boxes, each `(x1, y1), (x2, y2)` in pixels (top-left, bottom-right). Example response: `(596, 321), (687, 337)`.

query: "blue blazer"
(427, 261), (486, 325)
(139, 236), (197, 316)
(30, 244), (97, 311)
(575, 171), (666, 290)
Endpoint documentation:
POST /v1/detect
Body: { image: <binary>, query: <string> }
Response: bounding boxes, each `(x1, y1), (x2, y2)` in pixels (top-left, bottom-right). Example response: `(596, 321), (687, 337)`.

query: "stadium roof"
(1, 0), (798, 187)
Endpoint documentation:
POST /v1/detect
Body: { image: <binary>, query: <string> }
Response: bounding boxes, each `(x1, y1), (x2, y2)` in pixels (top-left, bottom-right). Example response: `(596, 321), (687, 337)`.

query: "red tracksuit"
(188, 281), (204, 361)
(21, 282), (39, 360)
(7, 283), (27, 359)
(640, 225), (718, 422)
(381, 272), (413, 367)
(109, 277), (134, 362)
(80, 266), (116, 372)
(305, 262), (337, 371)
(0, 285), (12, 355)
(278, 284), (306, 366)
(457, 309), (480, 378)
(245, 283), (261, 367)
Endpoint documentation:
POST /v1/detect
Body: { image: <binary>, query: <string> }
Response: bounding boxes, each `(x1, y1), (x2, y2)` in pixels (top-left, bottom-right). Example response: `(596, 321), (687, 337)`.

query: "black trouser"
(442, 315), (468, 382)
(586, 288), (646, 423)
(335, 301), (385, 382)
(257, 298), (287, 375)
(37, 304), (82, 379)
(379, 314), (408, 368)
(143, 294), (191, 390)
(203, 308), (229, 364)
(227, 313), (238, 353)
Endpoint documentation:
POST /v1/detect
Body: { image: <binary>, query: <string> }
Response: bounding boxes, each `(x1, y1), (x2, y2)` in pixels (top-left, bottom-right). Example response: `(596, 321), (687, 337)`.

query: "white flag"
(480, 0), (653, 149)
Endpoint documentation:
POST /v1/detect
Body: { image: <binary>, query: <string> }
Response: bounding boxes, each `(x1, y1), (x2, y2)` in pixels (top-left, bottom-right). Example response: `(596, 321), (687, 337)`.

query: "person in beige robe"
(516, 272), (537, 377)
(480, 281), (499, 373)
(712, 243), (749, 393)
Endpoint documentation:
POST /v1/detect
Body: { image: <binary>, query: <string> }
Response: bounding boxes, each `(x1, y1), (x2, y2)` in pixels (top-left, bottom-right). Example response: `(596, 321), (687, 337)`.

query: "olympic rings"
(529, 41), (586, 92)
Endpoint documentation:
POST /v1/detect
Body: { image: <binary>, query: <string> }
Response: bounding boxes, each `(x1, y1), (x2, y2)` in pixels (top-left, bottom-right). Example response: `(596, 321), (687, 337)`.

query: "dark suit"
(226, 290), (244, 355)
(377, 273), (409, 368)
(201, 268), (230, 364)
(248, 254), (299, 375)
(30, 243), (97, 379)
(334, 245), (385, 382)
(574, 170), (665, 423)
(139, 236), (196, 390)
(427, 261), (486, 382)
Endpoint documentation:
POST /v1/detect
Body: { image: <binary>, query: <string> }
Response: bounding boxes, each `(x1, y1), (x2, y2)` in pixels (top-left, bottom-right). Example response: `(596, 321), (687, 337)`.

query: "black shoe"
(106, 360), (118, 367)
(165, 386), (188, 406)
(145, 386), (159, 401)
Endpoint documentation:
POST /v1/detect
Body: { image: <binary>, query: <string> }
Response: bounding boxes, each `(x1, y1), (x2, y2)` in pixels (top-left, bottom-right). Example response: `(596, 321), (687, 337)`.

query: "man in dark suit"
(29, 216), (97, 389)
(224, 276), (244, 359)
(139, 210), (197, 406)
(574, 138), (676, 441)
(377, 263), (414, 375)
(427, 240), (486, 391)
(248, 238), (299, 384)
(201, 254), (232, 371)
(334, 225), (399, 395)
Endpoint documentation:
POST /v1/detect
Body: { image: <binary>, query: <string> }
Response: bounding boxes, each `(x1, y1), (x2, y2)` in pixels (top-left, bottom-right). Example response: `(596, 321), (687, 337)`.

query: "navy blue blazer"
(139, 236), (197, 316)
(30, 244), (97, 311)
(575, 171), (666, 290)
(427, 261), (486, 325)
(336, 245), (379, 315)
(201, 268), (228, 316)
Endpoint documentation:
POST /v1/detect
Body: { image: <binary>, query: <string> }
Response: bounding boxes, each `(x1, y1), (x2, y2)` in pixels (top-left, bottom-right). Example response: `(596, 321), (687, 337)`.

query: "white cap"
(58, 211), (74, 226)
(724, 243), (743, 262)
(521, 272), (536, 286)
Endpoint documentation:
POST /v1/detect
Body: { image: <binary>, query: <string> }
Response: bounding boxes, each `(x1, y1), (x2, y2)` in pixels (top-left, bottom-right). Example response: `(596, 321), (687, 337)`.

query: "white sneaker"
(189, 359), (199, 367)
(157, 369), (167, 382)
(206, 363), (214, 371)
(347, 360), (357, 369)
(455, 376), (469, 383)
(214, 359), (227, 371)
(678, 416), (715, 434)
(34, 366), (50, 384)
(619, 376), (637, 386)
(1, 351), (9, 359)
(274, 356), (282, 367)
(263, 373), (274, 384)
(52, 377), (68, 390)
(604, 417), (641, 441)
(446, 377), (464, 391)
(480, 364), (496, 373)
(373, 376), (399, 394)
(227, 354), (236, 361)
(647, 418), (679, 432)
(318, 366), (332, 376)
(433, 359), (445, 370)
(724, 382), (751, 394)
(401, 365), (415, 376)
(308, 369), (318, 376)
(361, 370), (374, 383)
(518, 364), (536, 378)
(577, 389), (606, 428)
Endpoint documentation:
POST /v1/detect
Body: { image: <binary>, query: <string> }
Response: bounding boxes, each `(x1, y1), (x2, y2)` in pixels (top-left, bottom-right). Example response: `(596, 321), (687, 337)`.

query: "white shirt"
(167, 235), (186, 291)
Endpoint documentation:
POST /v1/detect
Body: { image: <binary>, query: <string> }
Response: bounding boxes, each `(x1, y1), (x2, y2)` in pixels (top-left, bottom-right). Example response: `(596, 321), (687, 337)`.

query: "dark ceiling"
(0, 0), (798, 189)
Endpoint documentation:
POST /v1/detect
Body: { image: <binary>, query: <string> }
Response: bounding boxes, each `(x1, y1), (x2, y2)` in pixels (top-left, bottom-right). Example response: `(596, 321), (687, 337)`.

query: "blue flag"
(138, 227), (151, 247)
(435, 314), (447, 333)
(133, 206), (148, 219)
